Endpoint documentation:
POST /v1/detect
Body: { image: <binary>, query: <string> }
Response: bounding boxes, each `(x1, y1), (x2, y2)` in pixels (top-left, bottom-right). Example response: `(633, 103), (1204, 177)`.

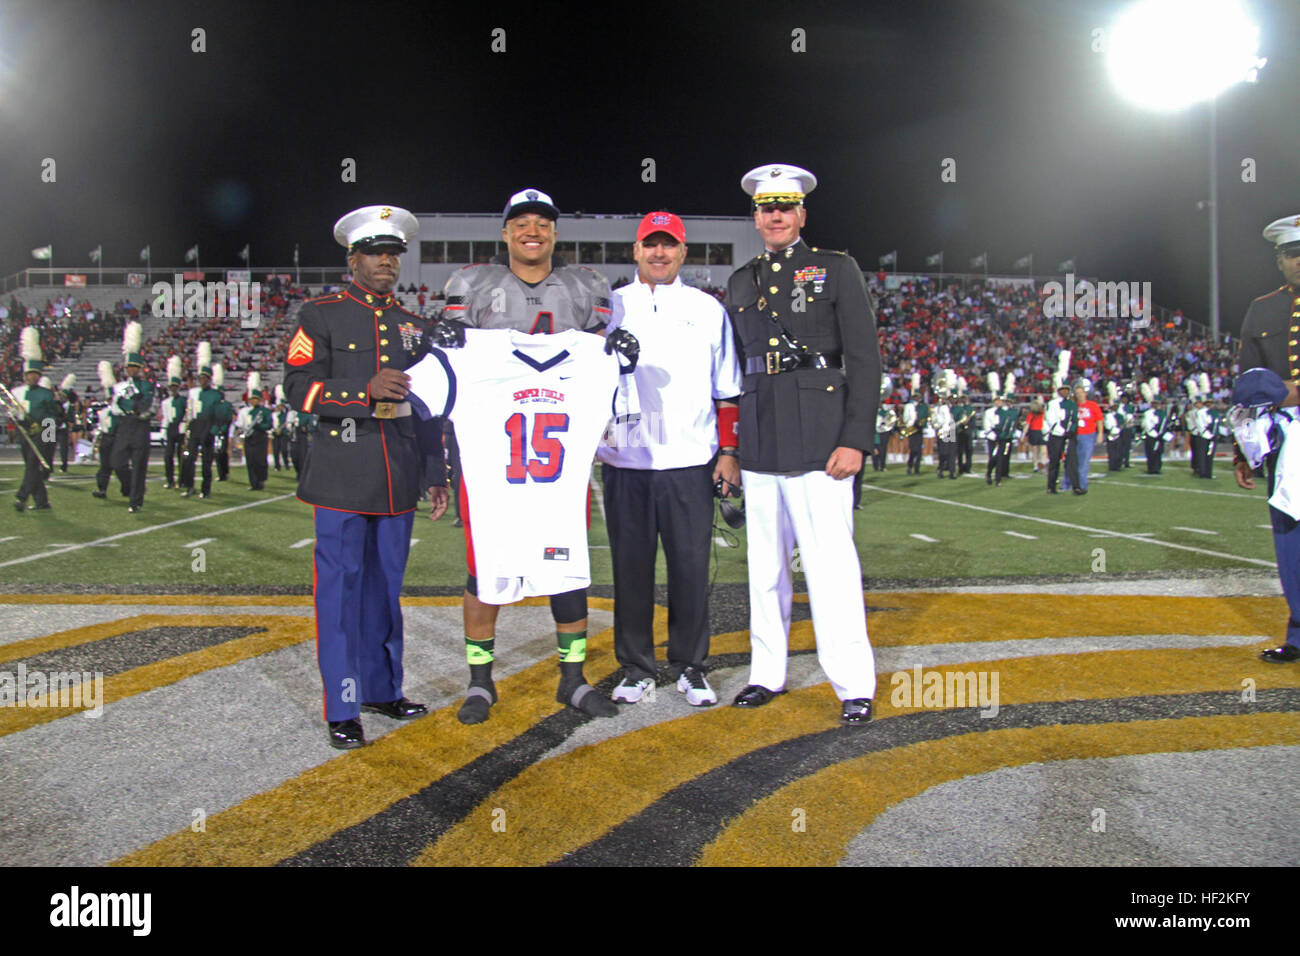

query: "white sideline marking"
(0, 536), (19, 544)
(0, 495), (296, 569)
(589, 475), (606, 521)
(1003, 531), (1037, 540)
(183, 538), (215, 548)
(1105, 480), (1254, 499)
(289, 538), (314, 549)
(713, 537), (732, 548)
(1258, 524), (1273, 530)
(409, 538), (419, 546)
(910, 534), (940, 543)
(1173, 526), (1218, 536)
(862, 485), (1274, 568)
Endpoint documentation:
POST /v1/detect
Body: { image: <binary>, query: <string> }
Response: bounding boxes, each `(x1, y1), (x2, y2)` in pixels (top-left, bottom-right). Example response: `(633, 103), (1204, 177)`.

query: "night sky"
(2, 0), (1296, 333)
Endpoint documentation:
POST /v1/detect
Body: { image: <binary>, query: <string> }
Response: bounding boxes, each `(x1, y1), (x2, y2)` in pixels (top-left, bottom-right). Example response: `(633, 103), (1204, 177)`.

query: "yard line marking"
(713, 537), (732, 548)
(183, 538), (215, 548)
(1258, 524), (1273, 530)
(409, 538), (419, 546)
(0, 495), (296, 569)
(909, 534), (940, 543)
(1003, 531), (1037, 540)
(0, 536), (19, 544)
(589, 475), (606, 521)
(1104, 480), (1254, 499)
(861, 485), (1274, 568)
(289, 538), (314, 549)
(1173, 526), (1218, 536)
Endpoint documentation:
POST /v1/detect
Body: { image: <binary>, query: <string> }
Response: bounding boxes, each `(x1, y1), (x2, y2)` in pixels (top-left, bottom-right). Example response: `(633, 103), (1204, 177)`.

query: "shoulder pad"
(445, 263), (507, 295)
(570, 265), (612, 291)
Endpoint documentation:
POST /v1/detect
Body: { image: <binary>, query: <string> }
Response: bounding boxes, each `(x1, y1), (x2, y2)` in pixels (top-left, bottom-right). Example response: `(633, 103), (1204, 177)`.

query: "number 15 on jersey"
(505, 412), (569, 483)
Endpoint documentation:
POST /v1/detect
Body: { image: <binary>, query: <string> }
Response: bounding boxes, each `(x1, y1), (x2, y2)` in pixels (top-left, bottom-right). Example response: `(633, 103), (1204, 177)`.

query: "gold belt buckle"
(765, 351), (781, 375)
(374, 401), (396, 419)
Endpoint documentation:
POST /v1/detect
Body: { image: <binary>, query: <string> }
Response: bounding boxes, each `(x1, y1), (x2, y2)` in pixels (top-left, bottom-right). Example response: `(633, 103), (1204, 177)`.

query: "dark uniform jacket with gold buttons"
(726, 240), (883, 473)
(283, 282), (444, 514)
(1237, 284), (1300, 380)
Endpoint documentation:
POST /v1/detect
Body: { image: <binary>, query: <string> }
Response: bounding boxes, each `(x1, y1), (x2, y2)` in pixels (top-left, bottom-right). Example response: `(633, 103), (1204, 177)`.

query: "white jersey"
(407, 328), (624, 604)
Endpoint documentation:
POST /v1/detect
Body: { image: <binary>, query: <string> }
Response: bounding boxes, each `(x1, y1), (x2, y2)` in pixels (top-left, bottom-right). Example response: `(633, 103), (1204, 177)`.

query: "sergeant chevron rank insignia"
(287, 328), (314, 365)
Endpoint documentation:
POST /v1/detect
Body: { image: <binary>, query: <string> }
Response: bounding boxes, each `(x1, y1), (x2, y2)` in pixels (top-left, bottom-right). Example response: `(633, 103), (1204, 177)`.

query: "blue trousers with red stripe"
(313, 507), (415, 721)
(1269, 504), (1300, 649)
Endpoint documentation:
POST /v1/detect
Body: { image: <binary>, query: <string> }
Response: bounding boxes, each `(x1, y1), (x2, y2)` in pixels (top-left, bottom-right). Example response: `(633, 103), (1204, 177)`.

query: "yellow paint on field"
(60, 591), (1286, 866)
(112, 623), (622, 867)
(861, 593), (1284, 647)
(0, 615), (308, 737)
(411, 644), (1300, 867)
(699, 712), (1300, 867)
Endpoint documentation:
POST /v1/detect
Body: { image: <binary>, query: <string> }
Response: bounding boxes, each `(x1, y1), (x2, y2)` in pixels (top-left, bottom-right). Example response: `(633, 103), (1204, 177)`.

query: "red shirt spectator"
(1076, 399), (1103, 435)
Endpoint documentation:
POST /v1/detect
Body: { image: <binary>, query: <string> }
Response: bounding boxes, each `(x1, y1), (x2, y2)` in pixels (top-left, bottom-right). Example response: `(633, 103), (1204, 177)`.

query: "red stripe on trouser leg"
(459, 476), (476, 575)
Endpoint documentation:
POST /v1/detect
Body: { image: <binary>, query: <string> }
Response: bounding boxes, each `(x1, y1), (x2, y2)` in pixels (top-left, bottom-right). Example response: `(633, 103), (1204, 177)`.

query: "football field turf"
(2, 450), (1296, 872)
(0, 452), (1276, 590)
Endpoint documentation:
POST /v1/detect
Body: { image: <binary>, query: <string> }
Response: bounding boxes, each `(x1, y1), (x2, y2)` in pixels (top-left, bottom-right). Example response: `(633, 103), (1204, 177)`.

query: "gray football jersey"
(442, 263), (612, 333)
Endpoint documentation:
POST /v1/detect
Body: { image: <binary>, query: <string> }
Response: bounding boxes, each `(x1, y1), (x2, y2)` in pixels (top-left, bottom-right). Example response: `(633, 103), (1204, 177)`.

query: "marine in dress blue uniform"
(282, 205), (449, 749)
(1235, 214), (1300, 663)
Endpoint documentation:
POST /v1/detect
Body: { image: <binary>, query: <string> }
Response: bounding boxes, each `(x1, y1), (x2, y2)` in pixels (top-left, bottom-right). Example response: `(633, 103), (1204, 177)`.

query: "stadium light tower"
(1105, 0), (1266, 343)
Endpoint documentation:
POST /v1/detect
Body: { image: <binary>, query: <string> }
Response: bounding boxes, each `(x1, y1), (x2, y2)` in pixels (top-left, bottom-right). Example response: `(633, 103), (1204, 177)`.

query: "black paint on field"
(553, 689), (1300, 867)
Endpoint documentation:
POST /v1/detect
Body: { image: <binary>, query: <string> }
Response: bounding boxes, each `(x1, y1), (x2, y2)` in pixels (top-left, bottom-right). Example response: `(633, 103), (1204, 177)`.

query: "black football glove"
(604, 327), (639, 372)
(431, 320), (468, 349)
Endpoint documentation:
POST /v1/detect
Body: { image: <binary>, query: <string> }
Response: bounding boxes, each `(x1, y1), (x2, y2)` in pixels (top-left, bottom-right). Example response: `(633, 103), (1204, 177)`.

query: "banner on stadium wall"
(64, 275), (87, 287)
(265, 273), (291, 283)
(183, 271), (204, 280)
(226, 270), (251, 282)
(126, 273), (146, 288)
(985, 277), (1037, 290)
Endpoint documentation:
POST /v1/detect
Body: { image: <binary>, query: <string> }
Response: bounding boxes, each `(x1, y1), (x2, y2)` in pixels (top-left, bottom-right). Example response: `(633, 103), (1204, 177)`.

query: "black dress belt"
(745, 350), (843, 376)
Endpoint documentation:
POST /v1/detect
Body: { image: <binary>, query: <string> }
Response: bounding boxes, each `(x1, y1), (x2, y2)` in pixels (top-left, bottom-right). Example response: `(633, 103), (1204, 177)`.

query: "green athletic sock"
(465, 636), (495, 666)
(556, 630), (587, 664)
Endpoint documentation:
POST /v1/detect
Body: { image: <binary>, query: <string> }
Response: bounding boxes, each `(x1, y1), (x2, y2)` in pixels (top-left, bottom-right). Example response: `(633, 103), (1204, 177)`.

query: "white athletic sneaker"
(612, 676), (655, 703)
(676, 667), (718, 706)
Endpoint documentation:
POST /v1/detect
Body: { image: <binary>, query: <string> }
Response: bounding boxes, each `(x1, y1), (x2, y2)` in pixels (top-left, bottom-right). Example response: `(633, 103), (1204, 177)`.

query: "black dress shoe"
(30, 503), (51, 510)
(13, 501), (24, 512)
(92, 490), (107, 499)
(1072, 488), (1086, 495)
(732, 684), (786, 708)
(361, 697), (428, 720)
(1260, 644), (1300, 663)
(127, 505), (140, 513)
(841, 698), (873, 724)
(327, 718), (365, 749)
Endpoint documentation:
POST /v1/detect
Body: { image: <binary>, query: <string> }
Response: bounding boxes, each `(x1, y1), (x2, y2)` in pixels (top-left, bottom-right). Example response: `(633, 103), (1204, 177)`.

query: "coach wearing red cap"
(597, 212), (742, 707)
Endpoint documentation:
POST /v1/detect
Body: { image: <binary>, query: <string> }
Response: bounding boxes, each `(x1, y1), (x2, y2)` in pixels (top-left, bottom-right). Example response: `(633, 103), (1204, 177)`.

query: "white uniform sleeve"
(711, 303), (742, 400)
(405, 349), (455, 420)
